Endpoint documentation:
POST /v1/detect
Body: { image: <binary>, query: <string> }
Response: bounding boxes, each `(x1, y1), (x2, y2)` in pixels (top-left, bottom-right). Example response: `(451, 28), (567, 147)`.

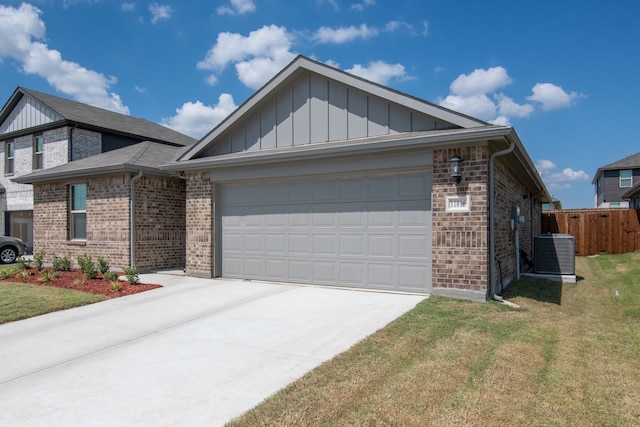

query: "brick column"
(431, 145), (489, 299)
(185, 171), (214, 277)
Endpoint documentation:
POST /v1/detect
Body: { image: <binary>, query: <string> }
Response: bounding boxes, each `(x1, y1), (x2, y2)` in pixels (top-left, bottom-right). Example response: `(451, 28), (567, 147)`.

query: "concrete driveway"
(0, 274), (425, 426)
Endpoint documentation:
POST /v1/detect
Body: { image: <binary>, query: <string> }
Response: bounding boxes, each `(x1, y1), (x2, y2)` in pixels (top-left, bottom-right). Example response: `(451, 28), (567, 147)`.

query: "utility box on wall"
(534, 234), (576, 275)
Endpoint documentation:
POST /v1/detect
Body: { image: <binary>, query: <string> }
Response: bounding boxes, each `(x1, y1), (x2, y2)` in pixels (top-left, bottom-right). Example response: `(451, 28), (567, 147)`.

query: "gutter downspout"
(488, 139), (516, 301)
(130, 170), (143, 266)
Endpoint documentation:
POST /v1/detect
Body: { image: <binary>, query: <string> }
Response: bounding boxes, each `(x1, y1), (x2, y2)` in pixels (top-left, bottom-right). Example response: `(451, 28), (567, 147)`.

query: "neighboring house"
(1, 86), (196, 261)
(161, 55), (550, 301)
(592, 152), (640, 208)
(621, 182), (640, 208)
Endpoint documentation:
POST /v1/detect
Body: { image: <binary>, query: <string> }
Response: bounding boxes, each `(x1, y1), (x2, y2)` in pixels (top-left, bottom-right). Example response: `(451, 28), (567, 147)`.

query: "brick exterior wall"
(185, 171), (214, 277)
(134, 175), (186, 269)
(492, 157), (542, 288)
(431, 144), (543, 299)
(432, 145), (489, 298)
(33, 173), (186, 271)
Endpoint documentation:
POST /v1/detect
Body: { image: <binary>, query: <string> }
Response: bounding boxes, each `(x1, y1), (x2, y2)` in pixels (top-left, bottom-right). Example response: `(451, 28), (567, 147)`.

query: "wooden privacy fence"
(541, 209), (640, 256)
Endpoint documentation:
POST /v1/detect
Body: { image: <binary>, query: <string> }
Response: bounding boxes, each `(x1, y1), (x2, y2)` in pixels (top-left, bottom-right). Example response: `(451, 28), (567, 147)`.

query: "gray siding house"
(592, 152), (640, 208)
(0, 87), (195, 252)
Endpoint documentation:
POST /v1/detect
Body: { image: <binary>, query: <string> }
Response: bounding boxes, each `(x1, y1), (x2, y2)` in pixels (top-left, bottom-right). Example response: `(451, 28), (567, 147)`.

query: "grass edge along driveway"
(0, 281), (106, 324)
(228, 253), (640, 427)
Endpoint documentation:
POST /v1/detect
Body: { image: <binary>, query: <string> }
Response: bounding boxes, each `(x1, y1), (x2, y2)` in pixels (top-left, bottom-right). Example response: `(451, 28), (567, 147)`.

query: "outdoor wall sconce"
(449, 155), (463, 184)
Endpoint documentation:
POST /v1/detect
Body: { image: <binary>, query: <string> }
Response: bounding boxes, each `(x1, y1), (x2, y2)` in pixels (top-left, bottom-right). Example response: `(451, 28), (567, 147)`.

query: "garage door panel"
(265, 234), (286, 254)
(368, 234), (395, 257)
(339, 262), (365, 285)
(288, 234), (310, 254)
(399, 265), (428, 290)
(221, 171), (432, 292)
(265, 259), (286, 281)
(313, 234), (337, 256)
(289, 260), (312, 281)
(368, 206), (395, 228)
(398, 235), (428, 258)
(339, 234), (365, 256)
(244, 258), (264, 278)
(313, 261), (337, 283)
(339, 178), (366, 201)
(368, 263), (395, 287)
(288, 182), (313, 202)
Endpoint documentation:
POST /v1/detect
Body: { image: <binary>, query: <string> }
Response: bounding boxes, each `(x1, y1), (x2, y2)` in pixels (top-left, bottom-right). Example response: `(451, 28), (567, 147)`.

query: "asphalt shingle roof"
(3, 87), (196, 147)
(13, 141), (189, 184)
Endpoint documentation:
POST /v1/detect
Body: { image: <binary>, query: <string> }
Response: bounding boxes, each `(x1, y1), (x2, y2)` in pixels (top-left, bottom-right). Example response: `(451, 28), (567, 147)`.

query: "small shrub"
(111, 281), (122, 292)
(33, 251), (44, 271)
(39, 269), (54, 283)
(103, 270), (119, 281)
(52, 255), (71, 272)
(123, 265), (139, 285)
(73, 278), (86, 286)
(0, 269), (14, 280)
(77, 254), (97, 280)
(16, 257), (32, 270)
(17, 269), (29, 281)
(97, 257), (110, 275)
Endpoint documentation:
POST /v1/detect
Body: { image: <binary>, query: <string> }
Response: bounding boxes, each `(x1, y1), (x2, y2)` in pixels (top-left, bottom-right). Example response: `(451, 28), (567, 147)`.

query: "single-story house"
(161, 55), (550, 301)
(13, 55), (549, 300)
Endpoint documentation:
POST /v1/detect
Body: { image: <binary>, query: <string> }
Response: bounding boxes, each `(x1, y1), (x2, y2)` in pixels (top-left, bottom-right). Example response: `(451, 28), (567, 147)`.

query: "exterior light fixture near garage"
(449, 155), (463, 184)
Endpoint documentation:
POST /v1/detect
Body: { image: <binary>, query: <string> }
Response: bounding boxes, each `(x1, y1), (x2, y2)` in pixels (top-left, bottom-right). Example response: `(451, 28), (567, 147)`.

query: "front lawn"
(228, 253), (640, 426)
(0, 281), (107, 324)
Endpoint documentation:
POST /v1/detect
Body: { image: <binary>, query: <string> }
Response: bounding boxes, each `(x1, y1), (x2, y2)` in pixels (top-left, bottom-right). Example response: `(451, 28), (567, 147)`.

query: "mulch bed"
(1, 268), (162, 298)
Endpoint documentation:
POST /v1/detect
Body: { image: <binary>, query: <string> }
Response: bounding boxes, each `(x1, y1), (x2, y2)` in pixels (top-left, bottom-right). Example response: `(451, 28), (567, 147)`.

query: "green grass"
(0, 281), (106, 324)
(227, 253), (640, 426)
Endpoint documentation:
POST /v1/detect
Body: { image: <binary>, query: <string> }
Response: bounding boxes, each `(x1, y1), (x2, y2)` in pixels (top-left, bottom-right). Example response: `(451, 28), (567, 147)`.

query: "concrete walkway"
(0, 274), (425, 426)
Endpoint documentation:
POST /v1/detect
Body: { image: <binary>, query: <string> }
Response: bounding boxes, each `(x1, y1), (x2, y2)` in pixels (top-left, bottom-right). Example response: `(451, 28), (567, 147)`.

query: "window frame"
(69, 183), (87, 240)
(33, 134), (44, 170)
(620, 169), (633, 188)
(4, 140), (14, 175)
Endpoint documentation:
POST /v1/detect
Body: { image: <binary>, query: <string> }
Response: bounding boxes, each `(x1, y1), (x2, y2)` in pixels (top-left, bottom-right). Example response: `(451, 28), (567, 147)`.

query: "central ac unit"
(534, 234), (575, 275)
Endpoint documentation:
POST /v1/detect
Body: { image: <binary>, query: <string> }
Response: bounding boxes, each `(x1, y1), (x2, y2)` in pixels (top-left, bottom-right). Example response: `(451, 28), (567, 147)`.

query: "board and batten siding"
(0, 95), (62, 135)
(202, 72), (454, 157)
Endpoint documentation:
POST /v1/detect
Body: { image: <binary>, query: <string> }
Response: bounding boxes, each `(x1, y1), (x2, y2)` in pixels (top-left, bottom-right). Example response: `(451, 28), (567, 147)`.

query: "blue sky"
(0, 0), (638, 208)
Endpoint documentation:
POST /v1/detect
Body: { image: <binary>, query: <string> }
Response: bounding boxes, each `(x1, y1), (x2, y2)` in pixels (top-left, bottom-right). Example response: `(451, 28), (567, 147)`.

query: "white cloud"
(527, 82), (583, 110)
(197, 25), (296, 90)
(121, 2), (135, 11)
(496, 93), (534, 118)
(536, 159), (557, 173)
(217, 0), (256, 15)
(439, 66), (583, 124)
(350, 0), (375, 11)
(536, 159), (589, 192)
(346, 61), (409, 85)
(439, 94), (497, 121)
(384, 20), (412, 32)
(162, 94), (238, 139)
(0, 3), (129, 114)
(450, 66), (512, 97)
(313, 24), (378, 44)
(149, 3), (172, 24)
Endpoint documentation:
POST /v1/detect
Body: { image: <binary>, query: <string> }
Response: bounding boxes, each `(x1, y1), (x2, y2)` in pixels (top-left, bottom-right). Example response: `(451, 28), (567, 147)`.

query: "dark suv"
(0, 236), (27, 264)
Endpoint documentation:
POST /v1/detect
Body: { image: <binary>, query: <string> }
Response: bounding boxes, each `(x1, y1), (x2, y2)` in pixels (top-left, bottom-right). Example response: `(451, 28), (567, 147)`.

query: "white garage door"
(221, 171), (432, 292)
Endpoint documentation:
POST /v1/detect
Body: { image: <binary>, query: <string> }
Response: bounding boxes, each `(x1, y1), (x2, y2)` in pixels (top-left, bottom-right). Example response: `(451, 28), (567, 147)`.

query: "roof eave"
(163, 126), (513, 172)
(12, 163), (171, 184)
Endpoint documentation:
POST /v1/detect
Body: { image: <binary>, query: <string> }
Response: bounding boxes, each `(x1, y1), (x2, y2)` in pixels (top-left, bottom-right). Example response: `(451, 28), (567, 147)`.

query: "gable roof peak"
(180, 54), (488, 161)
